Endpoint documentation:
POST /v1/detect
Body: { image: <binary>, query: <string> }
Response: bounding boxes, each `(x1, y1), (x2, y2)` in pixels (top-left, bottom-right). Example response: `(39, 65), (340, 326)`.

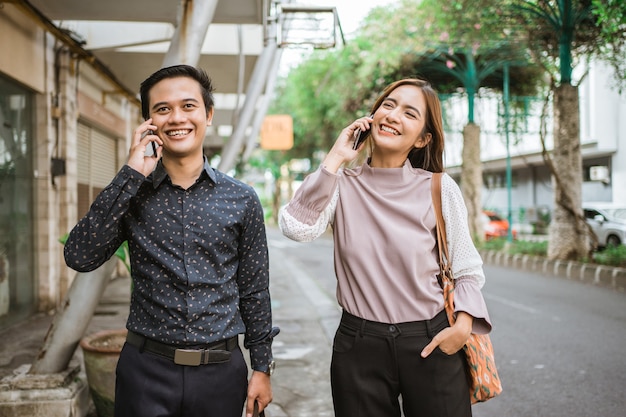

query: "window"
(0, 75), (35, 324)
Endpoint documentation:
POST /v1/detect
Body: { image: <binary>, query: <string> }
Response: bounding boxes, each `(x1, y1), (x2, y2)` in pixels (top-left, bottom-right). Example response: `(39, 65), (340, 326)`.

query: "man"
(65, 65), (278, 417)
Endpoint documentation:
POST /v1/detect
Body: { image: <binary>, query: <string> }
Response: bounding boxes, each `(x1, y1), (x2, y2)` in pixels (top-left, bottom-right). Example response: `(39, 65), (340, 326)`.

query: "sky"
(279, 0), (383, 73)
(332, 0), (383, 35)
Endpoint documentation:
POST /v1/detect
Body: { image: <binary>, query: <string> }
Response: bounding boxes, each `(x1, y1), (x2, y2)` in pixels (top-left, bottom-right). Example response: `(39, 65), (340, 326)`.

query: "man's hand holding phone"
(143, 130), (159, 157)
(127, 120), (162, 177)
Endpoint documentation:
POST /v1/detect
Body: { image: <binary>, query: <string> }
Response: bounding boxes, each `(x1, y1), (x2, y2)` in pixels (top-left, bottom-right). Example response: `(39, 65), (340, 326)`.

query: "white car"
(582, 202), (626, 248)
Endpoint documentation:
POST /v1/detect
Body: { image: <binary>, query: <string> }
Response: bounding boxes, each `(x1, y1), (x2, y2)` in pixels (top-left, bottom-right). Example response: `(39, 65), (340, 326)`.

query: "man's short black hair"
(139, 64), (215, 120)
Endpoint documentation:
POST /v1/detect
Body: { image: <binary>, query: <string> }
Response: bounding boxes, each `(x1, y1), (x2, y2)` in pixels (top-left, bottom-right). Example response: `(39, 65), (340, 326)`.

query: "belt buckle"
(174, 349), (203, 366)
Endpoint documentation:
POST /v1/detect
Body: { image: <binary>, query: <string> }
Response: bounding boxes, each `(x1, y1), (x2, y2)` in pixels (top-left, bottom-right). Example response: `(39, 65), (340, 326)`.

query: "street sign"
(261, 114), (294, 150)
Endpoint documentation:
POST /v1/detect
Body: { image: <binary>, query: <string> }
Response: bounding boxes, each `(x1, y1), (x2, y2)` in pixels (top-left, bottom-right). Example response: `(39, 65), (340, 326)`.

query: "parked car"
(482, 210), (517, 240)
(582, 202), (626, 247)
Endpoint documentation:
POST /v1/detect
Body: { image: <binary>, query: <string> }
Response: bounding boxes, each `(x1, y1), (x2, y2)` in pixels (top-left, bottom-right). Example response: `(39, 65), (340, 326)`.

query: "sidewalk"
(0, 226), (340, 417)
(265, 227), (339, 417)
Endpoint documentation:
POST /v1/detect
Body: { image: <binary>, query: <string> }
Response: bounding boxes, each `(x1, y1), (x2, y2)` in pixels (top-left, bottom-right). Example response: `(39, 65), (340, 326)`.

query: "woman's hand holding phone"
(323, 115), (375, 173)
(352, 114), (374, 150)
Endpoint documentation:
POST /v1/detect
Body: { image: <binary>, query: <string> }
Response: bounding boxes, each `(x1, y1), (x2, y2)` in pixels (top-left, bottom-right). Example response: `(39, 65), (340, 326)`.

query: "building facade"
(0, 4), (139, 329)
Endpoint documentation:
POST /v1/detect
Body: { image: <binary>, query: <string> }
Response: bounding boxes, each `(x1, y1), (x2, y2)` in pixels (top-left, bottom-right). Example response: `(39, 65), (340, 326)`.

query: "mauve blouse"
(279, 160), (491, 334)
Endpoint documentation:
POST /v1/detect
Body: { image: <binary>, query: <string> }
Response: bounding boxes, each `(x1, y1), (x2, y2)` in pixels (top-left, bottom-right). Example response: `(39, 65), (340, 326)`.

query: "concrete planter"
(80, 329), (127, 417)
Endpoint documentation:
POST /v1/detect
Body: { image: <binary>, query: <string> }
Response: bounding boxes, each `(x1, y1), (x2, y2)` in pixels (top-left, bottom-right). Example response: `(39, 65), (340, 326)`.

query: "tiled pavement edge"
(479, 250), (626, 292)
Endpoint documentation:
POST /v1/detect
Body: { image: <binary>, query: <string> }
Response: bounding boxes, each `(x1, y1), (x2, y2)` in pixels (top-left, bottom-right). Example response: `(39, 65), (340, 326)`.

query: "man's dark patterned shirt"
(64, 159), (276, 371)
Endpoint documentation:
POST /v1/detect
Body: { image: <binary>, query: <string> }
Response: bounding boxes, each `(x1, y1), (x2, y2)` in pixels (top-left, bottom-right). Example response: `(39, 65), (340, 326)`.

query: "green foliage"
(387, 0), (542, 95)
(592, 245), (626, 267)
(506, 240), (549, 256)
(478, 238), (626, 267)
(591, 0), (626, 91)
(417, 0), (517, 48)
(268, 0), (626, 166)
(592, 0), (626, 38)
(512, 0), (626, 89)
(113, 241), (131, 273)
(244, 148), (283, 180)
(269, 0), (548, 161)
(477, 238), (548, 256)
(270, 50), (361, 159)
(478, 238), (508, 251)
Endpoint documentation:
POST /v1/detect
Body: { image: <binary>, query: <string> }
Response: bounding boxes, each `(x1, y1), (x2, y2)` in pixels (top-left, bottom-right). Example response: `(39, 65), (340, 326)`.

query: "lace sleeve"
(440, 173), (486, 288)
(279, 187), (338, 242)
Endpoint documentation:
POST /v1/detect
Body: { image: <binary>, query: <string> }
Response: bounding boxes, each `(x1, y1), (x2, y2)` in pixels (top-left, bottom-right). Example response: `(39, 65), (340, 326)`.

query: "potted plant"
(80, 328), (128, 417)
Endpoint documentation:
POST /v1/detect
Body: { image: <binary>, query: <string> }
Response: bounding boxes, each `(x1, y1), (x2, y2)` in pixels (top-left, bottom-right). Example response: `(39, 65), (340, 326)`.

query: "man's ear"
(415, 132), (432, 149)
(206, 107), (214, 126)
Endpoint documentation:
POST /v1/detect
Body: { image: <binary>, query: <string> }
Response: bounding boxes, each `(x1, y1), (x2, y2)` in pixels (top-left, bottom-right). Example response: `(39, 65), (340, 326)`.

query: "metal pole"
(162, 0), (218, 67)
(242, 47), (284, 162)
(29, 258), (118, 374)
(218, 21), (277, 173)
(503, 63), (513, 242)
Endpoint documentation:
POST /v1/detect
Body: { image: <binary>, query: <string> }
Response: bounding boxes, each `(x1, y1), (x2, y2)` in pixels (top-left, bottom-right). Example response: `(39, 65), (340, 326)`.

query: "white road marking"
(483, 293), (540, 314)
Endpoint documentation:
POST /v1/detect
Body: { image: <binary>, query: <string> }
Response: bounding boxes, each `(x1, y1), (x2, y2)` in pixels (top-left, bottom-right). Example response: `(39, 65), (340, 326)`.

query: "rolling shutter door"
(90, 129), (117, 188)
(76, 122), (118, 217)
(77, 124), (91, 217)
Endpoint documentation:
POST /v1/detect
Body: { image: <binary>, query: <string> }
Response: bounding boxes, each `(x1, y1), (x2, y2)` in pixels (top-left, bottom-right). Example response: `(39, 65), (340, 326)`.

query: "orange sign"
(260, 115), (294, 150)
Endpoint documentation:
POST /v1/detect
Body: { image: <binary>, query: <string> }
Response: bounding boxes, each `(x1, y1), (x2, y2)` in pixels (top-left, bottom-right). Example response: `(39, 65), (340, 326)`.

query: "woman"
(278, 78), (492, 417)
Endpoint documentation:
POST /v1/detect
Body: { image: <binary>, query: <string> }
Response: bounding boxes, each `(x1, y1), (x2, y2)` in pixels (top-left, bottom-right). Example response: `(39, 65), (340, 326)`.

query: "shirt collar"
(151, 156), (217, 188)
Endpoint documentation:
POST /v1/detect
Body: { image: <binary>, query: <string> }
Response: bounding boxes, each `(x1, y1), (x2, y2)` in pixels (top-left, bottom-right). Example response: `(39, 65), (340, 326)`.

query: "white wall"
(582, 61), (626, 204)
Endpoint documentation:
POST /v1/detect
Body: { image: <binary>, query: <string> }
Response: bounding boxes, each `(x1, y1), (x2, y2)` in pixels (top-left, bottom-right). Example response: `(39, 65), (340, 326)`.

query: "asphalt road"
(474, 265), (626, 417)
(267, 227), (626, 417)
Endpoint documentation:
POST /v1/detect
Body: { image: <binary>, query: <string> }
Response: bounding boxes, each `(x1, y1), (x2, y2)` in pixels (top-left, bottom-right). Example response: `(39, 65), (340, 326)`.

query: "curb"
(479, 250), (626, 292)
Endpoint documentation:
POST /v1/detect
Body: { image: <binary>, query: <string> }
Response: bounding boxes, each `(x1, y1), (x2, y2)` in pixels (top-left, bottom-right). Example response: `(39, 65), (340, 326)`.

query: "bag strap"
(431, 172), (451, 271)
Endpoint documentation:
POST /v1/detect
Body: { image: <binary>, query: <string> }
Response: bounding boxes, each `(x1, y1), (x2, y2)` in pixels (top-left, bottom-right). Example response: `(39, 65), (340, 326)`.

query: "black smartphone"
(352, 114), (374, 150)
(143, 130), (159, 157)
(253, 400), (265, 417)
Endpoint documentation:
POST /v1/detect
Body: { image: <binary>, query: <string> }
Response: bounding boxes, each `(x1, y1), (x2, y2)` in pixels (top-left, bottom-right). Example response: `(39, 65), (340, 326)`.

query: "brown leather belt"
(126, 331), (238, 366)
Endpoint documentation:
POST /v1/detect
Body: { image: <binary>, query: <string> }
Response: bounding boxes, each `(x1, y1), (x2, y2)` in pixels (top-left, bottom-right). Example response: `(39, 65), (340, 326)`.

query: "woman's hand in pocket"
(420, 312), (473, 357)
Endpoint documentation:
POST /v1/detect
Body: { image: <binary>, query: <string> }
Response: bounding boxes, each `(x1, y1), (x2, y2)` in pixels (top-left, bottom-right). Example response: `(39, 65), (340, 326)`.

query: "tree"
(513, 0), (626, 260)
(270, 44), (366, 159)
(270, 0), (544, 243)
(591, 0), (626, 92)
(386, 0), (543, 241)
